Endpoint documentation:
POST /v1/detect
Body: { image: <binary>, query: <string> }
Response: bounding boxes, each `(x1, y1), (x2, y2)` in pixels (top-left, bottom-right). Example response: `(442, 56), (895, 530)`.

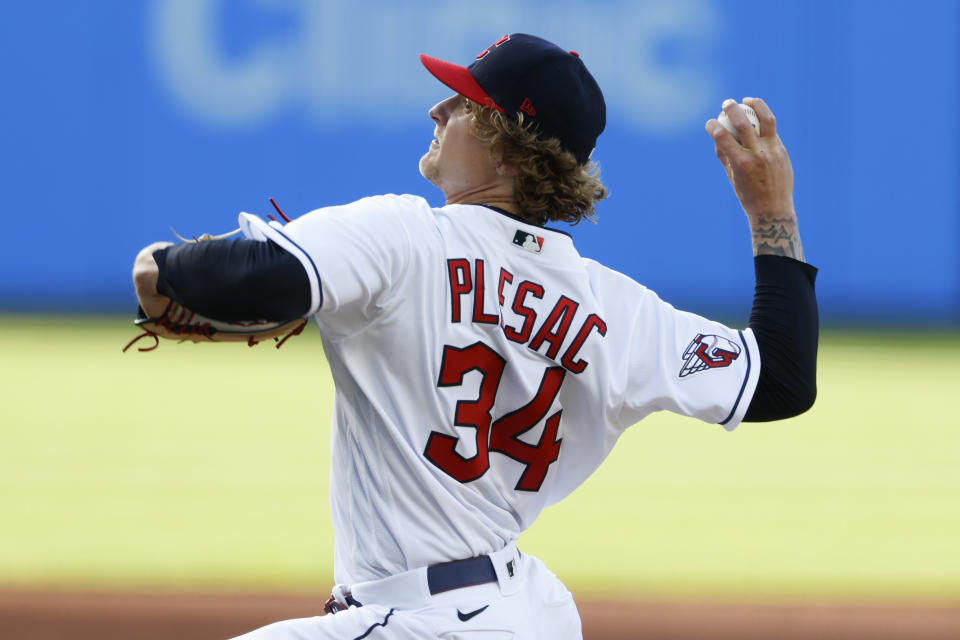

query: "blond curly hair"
(466, 100), (607, 225)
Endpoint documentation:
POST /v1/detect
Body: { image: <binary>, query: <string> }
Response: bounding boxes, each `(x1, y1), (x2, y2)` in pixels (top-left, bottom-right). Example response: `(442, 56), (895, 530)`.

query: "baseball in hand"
(717, 103), (760, 143)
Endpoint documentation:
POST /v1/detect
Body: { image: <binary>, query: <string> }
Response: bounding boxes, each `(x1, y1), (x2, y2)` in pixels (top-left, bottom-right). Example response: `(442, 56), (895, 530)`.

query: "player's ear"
(488, 142), (517, 177)
(495, 161), (518, 178)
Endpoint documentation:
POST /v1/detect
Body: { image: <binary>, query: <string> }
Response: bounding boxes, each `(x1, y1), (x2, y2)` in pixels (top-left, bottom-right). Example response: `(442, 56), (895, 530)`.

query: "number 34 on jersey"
(424, 258), (609, 492)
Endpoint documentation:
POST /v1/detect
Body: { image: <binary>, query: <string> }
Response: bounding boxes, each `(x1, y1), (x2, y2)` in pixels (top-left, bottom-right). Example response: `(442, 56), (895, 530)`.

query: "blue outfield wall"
(1, 0), (957, 324)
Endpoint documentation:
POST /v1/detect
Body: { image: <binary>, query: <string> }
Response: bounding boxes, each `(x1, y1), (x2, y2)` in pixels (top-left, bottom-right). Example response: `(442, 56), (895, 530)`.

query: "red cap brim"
(419, 54), (504, 113)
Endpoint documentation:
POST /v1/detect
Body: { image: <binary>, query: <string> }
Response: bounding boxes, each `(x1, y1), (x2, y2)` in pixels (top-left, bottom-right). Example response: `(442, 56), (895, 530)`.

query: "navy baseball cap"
(420, 34), (605, 165)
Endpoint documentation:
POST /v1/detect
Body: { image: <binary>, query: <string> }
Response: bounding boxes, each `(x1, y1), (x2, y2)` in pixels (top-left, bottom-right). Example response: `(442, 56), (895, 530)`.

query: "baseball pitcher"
(132, 33), (818, 639)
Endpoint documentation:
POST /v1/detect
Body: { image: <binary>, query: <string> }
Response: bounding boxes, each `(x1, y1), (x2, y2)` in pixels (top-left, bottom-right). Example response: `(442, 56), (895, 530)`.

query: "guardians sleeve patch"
(679, 333), (741, 377)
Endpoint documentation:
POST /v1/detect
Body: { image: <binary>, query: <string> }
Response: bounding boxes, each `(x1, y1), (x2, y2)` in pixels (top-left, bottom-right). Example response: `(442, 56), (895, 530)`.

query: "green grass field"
(1, 316), (958, 604)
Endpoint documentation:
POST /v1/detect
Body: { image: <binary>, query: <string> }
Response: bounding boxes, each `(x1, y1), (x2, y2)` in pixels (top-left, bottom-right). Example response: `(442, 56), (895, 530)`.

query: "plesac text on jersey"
(447, 258), (606, 374)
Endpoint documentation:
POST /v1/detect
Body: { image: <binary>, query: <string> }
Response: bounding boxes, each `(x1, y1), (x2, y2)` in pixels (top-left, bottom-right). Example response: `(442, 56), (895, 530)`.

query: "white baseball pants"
(230, 543), (582, 639)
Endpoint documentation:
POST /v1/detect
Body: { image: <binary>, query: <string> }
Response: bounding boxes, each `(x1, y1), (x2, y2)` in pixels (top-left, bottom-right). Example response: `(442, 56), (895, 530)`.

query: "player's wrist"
(747, 213), (804, 261)
(132, 242), (173, 318)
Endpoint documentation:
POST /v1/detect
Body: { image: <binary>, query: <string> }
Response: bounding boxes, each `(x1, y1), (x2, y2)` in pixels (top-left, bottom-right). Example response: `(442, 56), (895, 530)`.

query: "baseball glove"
(123, 222), (309, 353)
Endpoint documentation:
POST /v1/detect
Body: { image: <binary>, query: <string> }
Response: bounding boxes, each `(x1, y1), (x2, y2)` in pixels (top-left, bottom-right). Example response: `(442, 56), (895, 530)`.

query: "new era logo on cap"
(513, 230), (544, 253)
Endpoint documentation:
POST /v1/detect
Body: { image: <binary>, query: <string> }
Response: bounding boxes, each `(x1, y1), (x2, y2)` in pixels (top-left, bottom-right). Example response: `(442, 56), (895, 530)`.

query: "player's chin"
(419, 152), (439, 184)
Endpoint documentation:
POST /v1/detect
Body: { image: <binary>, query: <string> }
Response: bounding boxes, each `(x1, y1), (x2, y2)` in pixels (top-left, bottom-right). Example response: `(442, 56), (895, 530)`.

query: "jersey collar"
(477, 204), (573, 239)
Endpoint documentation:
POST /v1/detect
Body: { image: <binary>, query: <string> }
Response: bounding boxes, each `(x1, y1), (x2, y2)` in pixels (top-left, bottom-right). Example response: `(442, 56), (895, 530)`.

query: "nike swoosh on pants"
(457, 605), (490, 622)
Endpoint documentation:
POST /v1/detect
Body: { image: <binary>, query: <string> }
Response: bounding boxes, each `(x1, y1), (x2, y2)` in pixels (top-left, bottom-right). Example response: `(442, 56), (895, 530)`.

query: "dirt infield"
(1, 590), (958, 639)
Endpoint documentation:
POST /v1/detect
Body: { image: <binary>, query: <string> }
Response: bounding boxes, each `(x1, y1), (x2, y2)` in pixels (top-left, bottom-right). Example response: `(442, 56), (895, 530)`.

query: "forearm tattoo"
(750, 215), (805, 261)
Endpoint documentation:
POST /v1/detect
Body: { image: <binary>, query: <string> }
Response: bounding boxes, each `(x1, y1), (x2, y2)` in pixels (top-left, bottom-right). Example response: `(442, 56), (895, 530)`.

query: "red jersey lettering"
(448, 259), (472, 323)
(529, 296), (579, 360)
(472, 259), (499, 325)
(561, 314), (607, 374)
(505, 281), (544, 343)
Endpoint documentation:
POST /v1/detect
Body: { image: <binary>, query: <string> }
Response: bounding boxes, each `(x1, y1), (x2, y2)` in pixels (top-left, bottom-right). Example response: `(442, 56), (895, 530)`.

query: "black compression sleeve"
(743, 255), (819, 421)
(153, 239), (312, 322)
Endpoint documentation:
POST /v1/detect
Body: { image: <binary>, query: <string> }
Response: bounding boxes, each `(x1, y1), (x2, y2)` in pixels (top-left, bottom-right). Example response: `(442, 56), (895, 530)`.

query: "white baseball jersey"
(239, 195), (760, 586)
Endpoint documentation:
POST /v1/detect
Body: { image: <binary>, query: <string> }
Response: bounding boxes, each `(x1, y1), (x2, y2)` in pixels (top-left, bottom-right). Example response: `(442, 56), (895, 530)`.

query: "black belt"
(325, 555), (499, 614)
(427, 555), (498, 595)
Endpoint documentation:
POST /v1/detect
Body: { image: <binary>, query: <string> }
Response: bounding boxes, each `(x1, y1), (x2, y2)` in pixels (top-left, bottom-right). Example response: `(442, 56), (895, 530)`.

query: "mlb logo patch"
(513, 230), (544, 253)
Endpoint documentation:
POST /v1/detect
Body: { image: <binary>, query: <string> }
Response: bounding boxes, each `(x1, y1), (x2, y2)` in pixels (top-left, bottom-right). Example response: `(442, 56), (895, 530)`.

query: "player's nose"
(428, 94), (458, 126)
(428, 101), (444, 126)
